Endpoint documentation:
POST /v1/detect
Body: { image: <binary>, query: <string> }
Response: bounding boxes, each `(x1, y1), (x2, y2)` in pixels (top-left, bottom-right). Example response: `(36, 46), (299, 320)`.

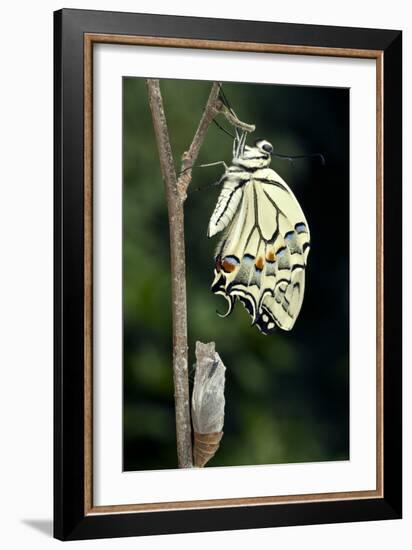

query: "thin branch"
(146, 79), (179, 196)
(178, 82), (222, 197)
(147, 79), (193, 468)
(220, 104), (256, 133)
(178, 83), (255, 199)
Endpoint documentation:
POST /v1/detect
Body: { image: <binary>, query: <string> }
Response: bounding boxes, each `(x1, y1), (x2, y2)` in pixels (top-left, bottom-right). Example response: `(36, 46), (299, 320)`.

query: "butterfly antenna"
(218, 84), (238, 118)
(272, 152), (325, 165)
(212, 118), (236, 140)
(218, 84), (231, 109)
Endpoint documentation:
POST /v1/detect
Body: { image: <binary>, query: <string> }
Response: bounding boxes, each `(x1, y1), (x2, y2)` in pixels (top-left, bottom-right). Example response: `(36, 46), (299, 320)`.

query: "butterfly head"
(233, 138), (274, 169)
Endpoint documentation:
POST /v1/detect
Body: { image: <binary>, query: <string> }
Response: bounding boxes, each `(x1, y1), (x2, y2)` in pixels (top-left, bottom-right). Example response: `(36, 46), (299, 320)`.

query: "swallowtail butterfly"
(208, 133), (310, 335)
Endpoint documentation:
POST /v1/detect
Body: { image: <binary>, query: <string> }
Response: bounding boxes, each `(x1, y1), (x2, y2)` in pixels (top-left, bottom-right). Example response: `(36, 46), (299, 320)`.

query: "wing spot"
(295, 222), (308, 234)
(255, 256), (264, 271)
(222, 256), (240, 273)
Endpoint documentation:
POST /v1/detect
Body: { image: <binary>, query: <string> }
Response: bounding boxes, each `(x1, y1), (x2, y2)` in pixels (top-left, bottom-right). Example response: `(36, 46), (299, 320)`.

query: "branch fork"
(146, 78), (253, 468)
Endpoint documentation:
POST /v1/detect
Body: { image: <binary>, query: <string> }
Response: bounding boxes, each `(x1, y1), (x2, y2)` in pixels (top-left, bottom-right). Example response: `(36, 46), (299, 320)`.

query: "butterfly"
(207, 133), (310, 335)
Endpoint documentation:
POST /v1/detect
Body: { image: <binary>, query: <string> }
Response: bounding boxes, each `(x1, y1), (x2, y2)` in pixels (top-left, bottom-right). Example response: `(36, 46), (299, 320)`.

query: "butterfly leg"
(239, 130), (247, 157)
(190, 161), (228, 193)
(197, 160), (229, 171)
(234, 129), (247, 158)
(233, 128), (240, 157)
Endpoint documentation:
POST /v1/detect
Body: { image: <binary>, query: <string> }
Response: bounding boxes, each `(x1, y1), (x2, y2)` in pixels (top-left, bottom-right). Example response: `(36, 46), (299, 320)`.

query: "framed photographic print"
(54, 8), (402, 541)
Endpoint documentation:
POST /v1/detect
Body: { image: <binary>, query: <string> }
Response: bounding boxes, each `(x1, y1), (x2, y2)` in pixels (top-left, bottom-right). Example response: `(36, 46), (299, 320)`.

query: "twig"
(146, 79), (255, 468)
(179, 82), (223, 198)
(178, 83), (255, 200)
(147, 79), (193, 468)
(220, 104), (256, 133)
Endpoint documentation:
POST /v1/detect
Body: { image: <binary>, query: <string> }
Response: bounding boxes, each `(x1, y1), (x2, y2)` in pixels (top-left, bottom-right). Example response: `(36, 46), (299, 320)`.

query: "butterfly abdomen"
(207, 171), (249, 238)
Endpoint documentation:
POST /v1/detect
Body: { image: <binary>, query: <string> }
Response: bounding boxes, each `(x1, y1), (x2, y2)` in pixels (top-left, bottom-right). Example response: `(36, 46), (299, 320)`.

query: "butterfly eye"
(262, 142), (273, 154)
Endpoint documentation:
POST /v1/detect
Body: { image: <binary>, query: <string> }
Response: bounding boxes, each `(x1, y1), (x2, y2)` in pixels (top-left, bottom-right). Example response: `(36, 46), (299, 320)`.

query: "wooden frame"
(54, 8), (402, 540)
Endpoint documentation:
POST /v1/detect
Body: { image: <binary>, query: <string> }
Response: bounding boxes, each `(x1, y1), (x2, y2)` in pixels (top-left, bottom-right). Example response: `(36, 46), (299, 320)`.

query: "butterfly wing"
(211, 167), (310, 334)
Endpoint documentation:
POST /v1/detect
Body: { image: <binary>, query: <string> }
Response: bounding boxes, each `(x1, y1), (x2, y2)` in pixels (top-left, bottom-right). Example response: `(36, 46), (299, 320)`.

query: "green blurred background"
(123, 78), (349, 471)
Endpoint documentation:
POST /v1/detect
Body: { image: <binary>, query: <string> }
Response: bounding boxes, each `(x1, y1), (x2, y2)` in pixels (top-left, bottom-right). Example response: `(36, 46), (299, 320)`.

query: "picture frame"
(54, 8), (402, 541)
